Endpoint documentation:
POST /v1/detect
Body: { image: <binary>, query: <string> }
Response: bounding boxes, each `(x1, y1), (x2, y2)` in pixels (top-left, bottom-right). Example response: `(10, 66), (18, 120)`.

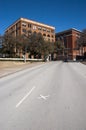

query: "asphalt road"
(0, 61), (86, 130)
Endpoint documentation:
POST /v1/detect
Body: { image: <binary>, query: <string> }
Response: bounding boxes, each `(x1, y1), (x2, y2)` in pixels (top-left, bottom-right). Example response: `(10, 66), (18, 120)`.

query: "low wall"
(0, 58), (43, 62)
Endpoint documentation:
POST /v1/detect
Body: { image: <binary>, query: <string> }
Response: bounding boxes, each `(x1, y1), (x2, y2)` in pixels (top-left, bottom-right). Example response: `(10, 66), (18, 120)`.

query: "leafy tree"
(43, 41), (55, 57)
(1, 32), (55, 59)
(2, 34), (16, 57)
(0, 35), (3, 55)
(29, 32), (55, 59)
(16, 35), (29, 57)
(0, 35), (3, 46)
(29, 33), (45, 58)
(54, 40), (64, 54)
(1, 34), (30, 58)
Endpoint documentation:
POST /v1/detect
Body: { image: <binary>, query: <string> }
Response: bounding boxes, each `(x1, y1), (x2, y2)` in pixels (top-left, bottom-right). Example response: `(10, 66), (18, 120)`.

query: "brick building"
(5, 18), (55, 58)
(5, 18), (55, 42)
(55, 28), (83, 60)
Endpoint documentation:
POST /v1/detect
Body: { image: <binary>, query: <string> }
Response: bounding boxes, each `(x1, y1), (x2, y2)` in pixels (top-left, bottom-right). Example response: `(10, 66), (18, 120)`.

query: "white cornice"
(6, 17), (55, 31)
(20, 18), (55, 29)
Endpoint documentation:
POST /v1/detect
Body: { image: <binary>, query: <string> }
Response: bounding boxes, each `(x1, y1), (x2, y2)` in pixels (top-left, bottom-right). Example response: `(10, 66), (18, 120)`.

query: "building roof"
(56, 28), (81, 35)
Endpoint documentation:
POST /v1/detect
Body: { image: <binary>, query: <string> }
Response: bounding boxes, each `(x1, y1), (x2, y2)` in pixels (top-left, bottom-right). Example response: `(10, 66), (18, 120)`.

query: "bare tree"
(77, 29), (86, 47)
(77, 29), (86, 57)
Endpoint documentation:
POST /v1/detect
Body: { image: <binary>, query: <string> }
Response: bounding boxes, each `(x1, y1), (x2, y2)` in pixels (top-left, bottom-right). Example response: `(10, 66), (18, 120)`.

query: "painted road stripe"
(16, 86), (36, 108)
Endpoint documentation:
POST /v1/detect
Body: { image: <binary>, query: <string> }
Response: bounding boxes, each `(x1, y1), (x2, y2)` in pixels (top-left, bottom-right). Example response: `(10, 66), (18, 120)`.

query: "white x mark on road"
(38, 94), (50, 100)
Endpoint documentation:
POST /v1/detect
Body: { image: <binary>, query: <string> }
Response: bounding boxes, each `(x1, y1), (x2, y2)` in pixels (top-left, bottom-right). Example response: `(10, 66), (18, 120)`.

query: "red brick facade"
(55, 28), (84, 60)
(5, 18), (55, 42)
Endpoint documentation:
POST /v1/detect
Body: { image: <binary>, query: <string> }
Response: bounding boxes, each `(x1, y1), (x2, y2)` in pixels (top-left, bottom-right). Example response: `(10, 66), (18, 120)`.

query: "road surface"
(0, 61), (86, 130)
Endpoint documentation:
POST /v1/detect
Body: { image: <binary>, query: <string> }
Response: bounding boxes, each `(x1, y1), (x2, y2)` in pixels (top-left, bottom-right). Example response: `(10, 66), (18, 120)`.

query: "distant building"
(55, 28), (83, 60)
(5, 18), (55, 42)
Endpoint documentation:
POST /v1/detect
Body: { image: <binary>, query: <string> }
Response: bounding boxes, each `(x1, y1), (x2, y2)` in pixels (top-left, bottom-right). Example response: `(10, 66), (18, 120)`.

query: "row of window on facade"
(43, 37), (54, 41)
(6, 23), (54, 34)
(22, 29), (54, 38)
(56, 33), (80, 41)
(16, 30), (54, 42)
(22, 22), (54, 33)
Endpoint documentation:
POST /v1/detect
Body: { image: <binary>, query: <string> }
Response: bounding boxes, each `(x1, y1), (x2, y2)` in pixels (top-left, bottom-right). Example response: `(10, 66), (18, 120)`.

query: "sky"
(0, 0), (86, 35)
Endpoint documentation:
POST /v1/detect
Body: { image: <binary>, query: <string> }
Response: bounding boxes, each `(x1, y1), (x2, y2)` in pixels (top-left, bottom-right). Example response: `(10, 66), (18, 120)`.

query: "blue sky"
(0, 0), (86, 35)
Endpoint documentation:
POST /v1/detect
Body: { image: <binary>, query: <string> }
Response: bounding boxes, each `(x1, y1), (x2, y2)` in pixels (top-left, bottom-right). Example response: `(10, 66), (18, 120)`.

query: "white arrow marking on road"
(38, 94), (50, 100)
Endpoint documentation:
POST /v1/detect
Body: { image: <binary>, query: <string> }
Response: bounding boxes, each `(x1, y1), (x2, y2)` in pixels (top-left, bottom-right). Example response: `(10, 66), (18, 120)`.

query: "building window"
(52, 35), (54, 38)
(38, 26), (42, 30)
(28, 30), (32, 35)
(47, 34), (50, 37)
(43, 28), (46, 31)
(38, 32), (42, 36)
(48, 38), (50, 41)
(22, 23), (26, 27)
(28, 24), (32, 28)
(16, 23), (19, 28)
(47, 29), (50, 33)
(16, 30), (19, 36)
(33, 31), (37, 34)
(22, 29), (26, 33)
(43, 34), (46, 37)
(76, 33), (80, 38)
(33, 25), (37, 30)
(51, 30), (54, 33)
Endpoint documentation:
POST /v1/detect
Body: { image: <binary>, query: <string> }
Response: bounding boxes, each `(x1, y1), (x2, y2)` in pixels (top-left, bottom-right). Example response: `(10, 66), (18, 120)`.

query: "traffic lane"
(5, 62), (86, 130)
(59, 63), (86, 129)
(69, 62), (86, 78)
(0, 62), (61, 103)
(0, 62), (86, 130)
(0, 61), (62, 130)
(24, 62), (86, 130)
(0, 62), (53, 99)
